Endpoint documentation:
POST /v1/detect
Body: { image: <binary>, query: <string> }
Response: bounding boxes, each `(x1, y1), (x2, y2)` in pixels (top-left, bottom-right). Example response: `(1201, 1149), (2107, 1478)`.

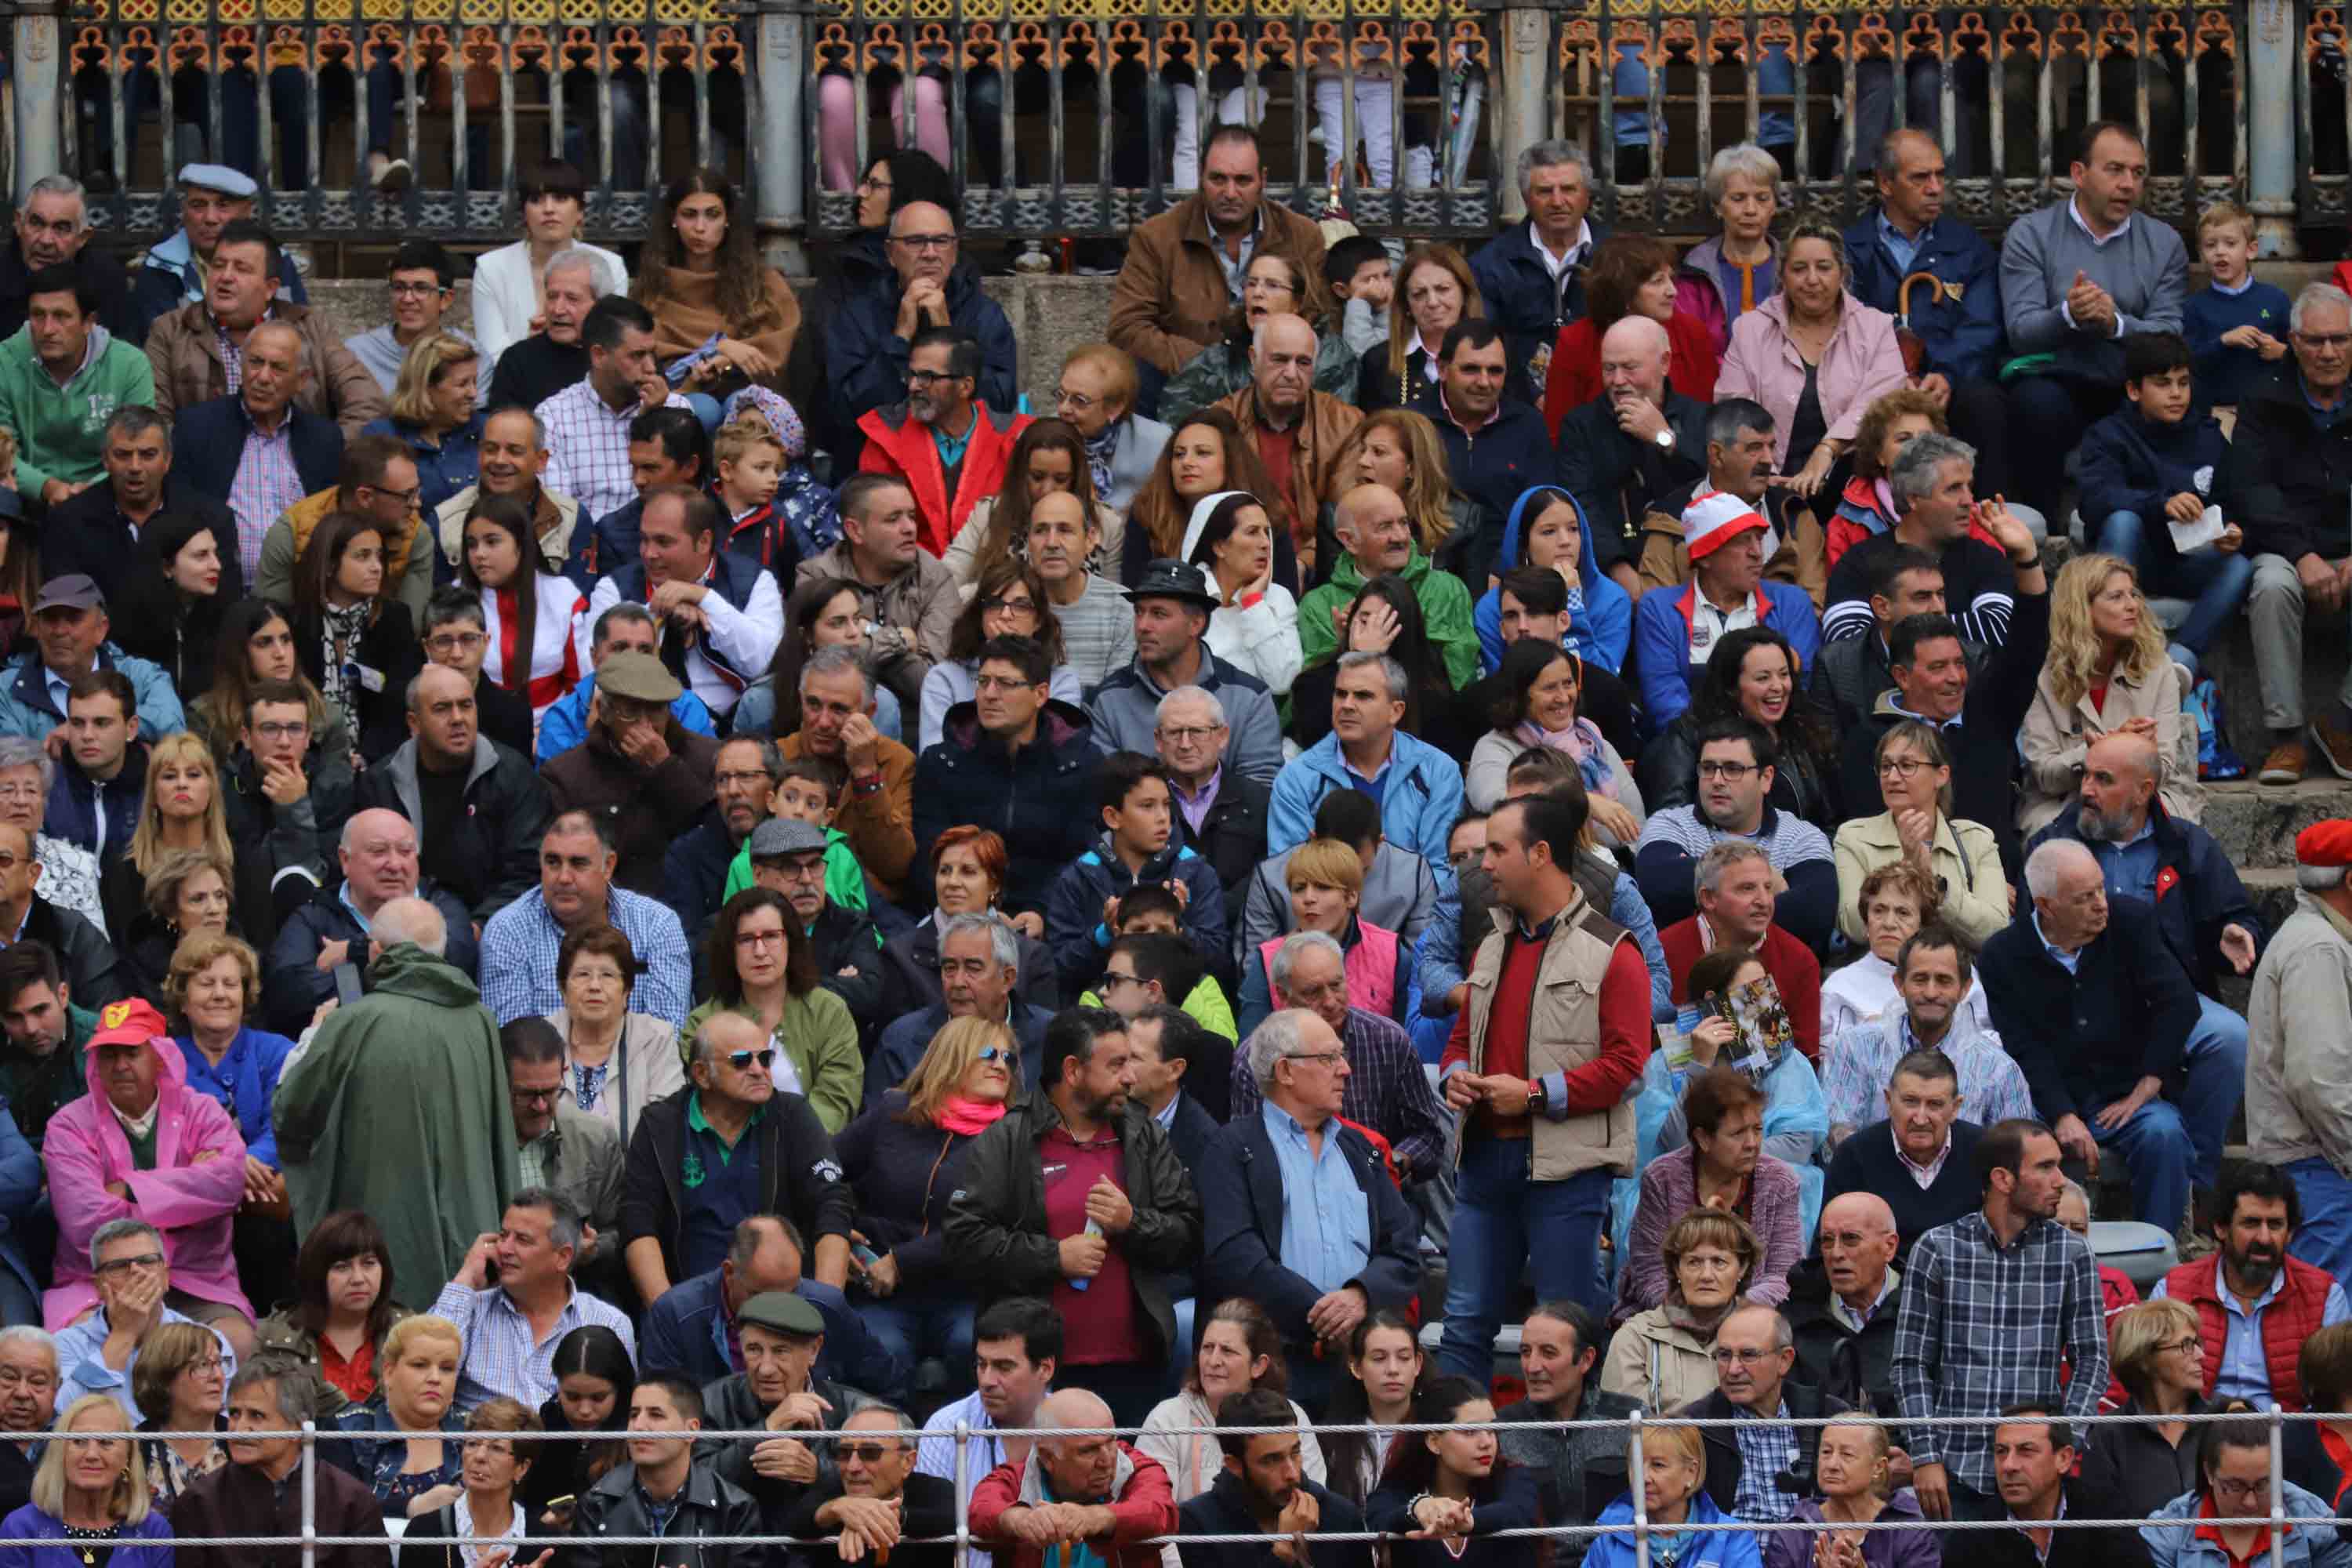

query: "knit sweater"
(2184, 279), (2293, 408)
(1821, 1116), (1986, 1263)
(641, 264), (802, 399)
(1998, 201), (2190, 384)
(1051, 573), (1140, 692)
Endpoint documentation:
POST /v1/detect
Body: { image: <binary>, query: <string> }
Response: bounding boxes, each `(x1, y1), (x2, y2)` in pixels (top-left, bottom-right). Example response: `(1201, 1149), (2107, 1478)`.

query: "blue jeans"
(2288, 1156), (2352, 1285)
(2096, 510), (2258, 660)
(2089, 995), (2247, 1225)
(1438, 1134), (1609, 1381)
(862, 1290), (977, 1378)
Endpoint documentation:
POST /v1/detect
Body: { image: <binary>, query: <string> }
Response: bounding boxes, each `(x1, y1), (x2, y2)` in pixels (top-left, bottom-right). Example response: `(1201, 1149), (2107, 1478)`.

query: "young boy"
(722, 753), (879, 919)
(1041, 750), (1229, 996)
(2076, 330), (2251, 672)
(2183, 201), (2291, 411)
(1324, 233), (1396, 360)
(1076, 895), (1240, 1044)
(711, 419), (794, 571)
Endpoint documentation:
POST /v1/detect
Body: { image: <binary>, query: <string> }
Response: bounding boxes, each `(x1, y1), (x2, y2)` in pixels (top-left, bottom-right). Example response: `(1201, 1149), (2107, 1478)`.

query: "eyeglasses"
(1156, 724), (1223, 744)
(1696, 760), (1756, 781)
(724, 1047), (777, 1071)
(1710, 1347), (1781, 1366)
(2162, 1335), (2203, 1356)
(388, 281), (445, 298)
(973, 674), (1038, 695)
(368, 482), (423, 510)
(891, 233), (956, 252)
(980, 595), (1039, 615)
(735, 927), (791, 947)
(768, 858), (827, 883)
(840, 1443), (902, 1464)
(1876, 757), (1930, 779)
(510, 1084), (558, 1107)
(1283, 1050), (1346, 1069)
(94, 1252), (165, 1276)
(184, 1355), (225, 1374)
(2297, 332), (2352, 351)
(425, 632), (485, 655)
(0, 783), (39, 801)
(2212, 1477), (2272, 1502)
(855, 174), (893, 194)
(906, 369), (965, 387)
(1101, 971), (1141, 989)
(252, 720), (310, 741)
(1055, 389), (1097, 412)
(713, 770), (771, 789)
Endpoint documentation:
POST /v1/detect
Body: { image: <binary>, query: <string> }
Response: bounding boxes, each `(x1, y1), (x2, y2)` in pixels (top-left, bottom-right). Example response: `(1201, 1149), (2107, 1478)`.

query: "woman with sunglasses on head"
(918, 561), (1083, 753)
(833, 1014), (1020, 1383)
(683, 888), (861, 1134)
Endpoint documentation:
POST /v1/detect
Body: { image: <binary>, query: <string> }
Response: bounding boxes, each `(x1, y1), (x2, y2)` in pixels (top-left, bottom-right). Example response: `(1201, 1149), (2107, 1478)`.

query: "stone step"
(2201, 779), (2352, 869)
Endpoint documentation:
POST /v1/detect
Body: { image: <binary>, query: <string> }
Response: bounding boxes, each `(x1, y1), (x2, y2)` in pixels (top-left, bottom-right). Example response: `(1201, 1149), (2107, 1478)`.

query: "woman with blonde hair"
(333, 1312), (467, 1517)
(1160, 252), (1355, 426)
(129, 1320), (227, 1505)
(1833, 720), (2007, 946)
(1327, 408), (1471, 561)
(102, 734), (238, 943)
(833, 1014), (1020, 1377)
(2018, 552), (2202, 835)
(0, 1392), (171, 1568)
(2078, 1297), (2209, 1518)
(1237, 846), (1414, 1036)
(1584, 1421), (1760, 1568)
(359, 330), (483, 516)
(1356, 244), (1528, 414)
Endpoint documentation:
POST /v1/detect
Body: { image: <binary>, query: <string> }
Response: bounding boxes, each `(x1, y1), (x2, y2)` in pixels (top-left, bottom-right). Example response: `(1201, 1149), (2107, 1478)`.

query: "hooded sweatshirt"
(1295, 542), (1481, 688)
(1472, 485), (1635, 674)
(0, 322), (157, 493)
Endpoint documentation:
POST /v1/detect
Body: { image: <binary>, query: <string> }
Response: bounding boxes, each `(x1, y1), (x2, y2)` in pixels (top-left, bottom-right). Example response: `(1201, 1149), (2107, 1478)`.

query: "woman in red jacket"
(1542, 235), (1722, 440)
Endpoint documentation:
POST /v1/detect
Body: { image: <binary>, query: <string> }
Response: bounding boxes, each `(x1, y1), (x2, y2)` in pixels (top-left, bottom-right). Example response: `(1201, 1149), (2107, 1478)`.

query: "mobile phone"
(333, 964), (364, 1008)
(543, 1496), (576, 1512)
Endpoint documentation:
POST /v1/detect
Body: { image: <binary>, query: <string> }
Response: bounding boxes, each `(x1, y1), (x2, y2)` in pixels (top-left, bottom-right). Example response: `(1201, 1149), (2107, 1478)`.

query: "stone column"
(756, 0), (811, 277)
(2248, 0), (2299, 256)
(13, 4), (64, 200)
(1497, 6), (1549, 221)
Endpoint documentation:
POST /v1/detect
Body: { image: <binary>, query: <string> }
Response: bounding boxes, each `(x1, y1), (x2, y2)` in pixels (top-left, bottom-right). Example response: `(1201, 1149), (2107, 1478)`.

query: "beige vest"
(1461, 887), (1636, 1181)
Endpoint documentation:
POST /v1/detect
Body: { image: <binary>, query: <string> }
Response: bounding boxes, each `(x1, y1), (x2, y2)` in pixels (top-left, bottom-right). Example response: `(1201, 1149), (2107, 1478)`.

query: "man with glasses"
(541, 652), (720, 897)
(1683, 1301), (1851, 1523)
(1056, 345), (1170, 517)
(500, 1018), (623, 1298)
(341, 238), (491, 398)
(2234, 282), (2352, 784)
(665, 733), (782, 955)
(477, 808), (691, 1030)
(1157, 684), (1270, 909)
(419, 590), (534, 756)
(1199, 1007), (1421, 1414)
(785, 1403), (959, 1568)
(1634, 718), (1836, 949)
(851, 328), (1033, 564)
(0, 823), (127, 1011)
(620, 1010), (855, 1308)
(53, 1220), (237, 1417)
(866, 913), (1054, 1113)
(254, 432), (435, 622)
(828, 201), (1018, 440)
(261, 806), (477, 1035)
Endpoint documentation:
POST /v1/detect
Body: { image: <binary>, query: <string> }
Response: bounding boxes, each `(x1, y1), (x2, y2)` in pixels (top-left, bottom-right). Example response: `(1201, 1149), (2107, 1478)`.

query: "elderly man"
(856, 328), (1033, 561)
(1268, 652), (1465, 883)
(641, 1211), (898, 1395)
(586, 485), (786, 722)
(1630, 486), (1823, 735)
(1657, 840), (1824, 1058)
(2248, 821), (2352, 1285)
(621, 1010), (855, 1306)
(1109, 125), (1327, 404)
(0, 268), (153, 509)
(1299, 481), (1480, 685)
(543, 601), (717, 765)
(1089, 561), (1283, 783)
(1213, 314), (1362, 559)
(1157, 685), (1272, 906)
(274, 895), (518, 1307)
(2234, 283), (2352, 784)
(1470, 142), (1607, 386)
(1557, 315), (1711, 597)
(798, 472), (960, 713)
(500, 1018), (624, 1289)
(1824, 431), (2037, 648)
(968, 1386), (1178, 1566)
(1685, 1301), (1852, 1523)
(1227, 932), (1450, 1185)
(350, 664), (551, 924)
(0, 825), (122, 1009)
(146, 220), (383, 439)
(1981, 840), (2210, 1229)
(1638, 397), (1827, 603)
(0, 176), (139, 345)
(866, 913), (1056, 1109)
(2000, 121), (2188, 518)
(1822, 926), (2030, 1147)
(786, 1403), (962, 1568)
(537, 296), (691, 524)
(1633, 718), (1836, 947)
(260, 808), (477, 1033)
(540, 653), (720, 898)
(2149, 1160), (2351, 1410)
(1058, 344), (1171, 516)
(129, 166), (312, 328)
(252, 432), (434, 622)
(171, 1355), (387, 1568)
(45, 406), (241, 609)
(485, 248), (608, 416)
(1199, 1009), (1422, 1405)
(829, 201), (1018, 436)
(1414, 321), (1559, 570)
(698, 1287), (858, 1515)
(52, 1215), (239, 1414)
(430, 1186), (634, 1410)
(341, 239), (489, 398)
(1822, 1048), (1990, 1261)
(166, 318), (346, 586)
(477, 810), (691, 1029)
(0, 1327), (57, 1511)
(1785, 1191), (1908, 1416)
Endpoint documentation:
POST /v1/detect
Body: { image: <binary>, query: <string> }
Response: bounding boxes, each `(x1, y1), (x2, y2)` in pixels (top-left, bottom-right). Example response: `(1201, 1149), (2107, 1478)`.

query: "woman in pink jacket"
(1715, 216), (1909, 505)
(41, 999), (249, 1334)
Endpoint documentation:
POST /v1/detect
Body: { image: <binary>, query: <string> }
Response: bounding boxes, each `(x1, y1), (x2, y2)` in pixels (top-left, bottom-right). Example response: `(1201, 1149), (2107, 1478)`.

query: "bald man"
(1786, 1192), (1908, 1425)
(1297, 483), (1480, 685)
(1556, 314), (1710, 600)
(1213, 314), (1362, 573)
(263, 806), (481, 1034)
(826, 199), (1019, 438)
(969, 1387), (1176, 1560)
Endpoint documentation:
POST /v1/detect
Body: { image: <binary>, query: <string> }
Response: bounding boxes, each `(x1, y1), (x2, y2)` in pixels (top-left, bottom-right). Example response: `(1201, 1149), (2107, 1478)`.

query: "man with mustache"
(2151, 1160), (2350, 1409)
(853, 327), (1031, 563)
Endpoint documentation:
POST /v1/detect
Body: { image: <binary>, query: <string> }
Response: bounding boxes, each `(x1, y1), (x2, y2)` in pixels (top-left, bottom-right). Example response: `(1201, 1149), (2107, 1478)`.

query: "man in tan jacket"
(143, 220), (387, 441)
(1109, 125), (1326, 392)
(1212, 314), (1361, 574)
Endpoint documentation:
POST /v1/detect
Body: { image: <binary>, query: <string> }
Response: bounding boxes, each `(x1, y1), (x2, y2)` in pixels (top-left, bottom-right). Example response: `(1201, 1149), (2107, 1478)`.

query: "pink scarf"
(1516, 717), (1617, 800)
(935, 1096), (1008, 1136)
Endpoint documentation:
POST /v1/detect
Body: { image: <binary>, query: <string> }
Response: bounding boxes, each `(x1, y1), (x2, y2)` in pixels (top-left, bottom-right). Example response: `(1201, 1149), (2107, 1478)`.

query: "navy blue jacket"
(660, 813), (740, 960)
(1555, 387), (1711, 575)
(602, 550), (775, 694)
(259, 877), (481, 1036)
(1842, 209), (2005, 383)
(2026, 799), (2265, 1000)
(637, 1266), (904, 1399)
(1043, 835), (1230, 996)
(46, 741), (143, 872)
(822, 258), (1020, 435)
(1412, 389), (1563, 586)
(911, 699), (1100, 915)
(168, 394), (343, 509)
(1468, 219), (1612, 380)
(1180, 1473), (1372, 1568)
(1198, 1106), (1424, 1355)
(43, 481), (245, 614)
(1979, 893), (2201, 1120)
(2076, 404), (2238, 548)
(2230, 361), (2352, 566)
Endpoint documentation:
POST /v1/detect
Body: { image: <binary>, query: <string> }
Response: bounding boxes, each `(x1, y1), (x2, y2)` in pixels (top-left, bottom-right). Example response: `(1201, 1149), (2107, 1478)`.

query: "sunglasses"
(840, 1443), (902, 1464)
(725, 1048), (777, 1071)
(978, 1046), (1007, 1064)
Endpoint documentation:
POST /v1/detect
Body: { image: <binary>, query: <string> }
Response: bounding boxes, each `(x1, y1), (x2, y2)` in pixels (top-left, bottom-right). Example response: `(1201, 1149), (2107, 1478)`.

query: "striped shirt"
(1820, 1010), (2034, 1134)
(226, 410), (308, 583)
(1632, 804), (1834, 876)
(537, 378), (690, 523)
(430, 1277), (637, 1412)
(1893, 1210), (2107, 1495)
(477, 886), (693, 1031)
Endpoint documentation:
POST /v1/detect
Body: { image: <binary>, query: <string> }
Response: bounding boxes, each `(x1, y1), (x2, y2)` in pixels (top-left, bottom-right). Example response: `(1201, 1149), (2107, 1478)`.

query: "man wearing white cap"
(129, 164), (307, 336)
(2248, 818), (2352, 1284)
(1629, 485), (1821, 733)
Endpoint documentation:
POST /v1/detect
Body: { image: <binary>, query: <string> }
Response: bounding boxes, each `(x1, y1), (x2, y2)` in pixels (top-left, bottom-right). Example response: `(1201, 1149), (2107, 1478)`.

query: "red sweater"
(968, 1447), (1178, 1568)
(1659, 916), (1824, 1060)
(1440, 924), (1653, 1116)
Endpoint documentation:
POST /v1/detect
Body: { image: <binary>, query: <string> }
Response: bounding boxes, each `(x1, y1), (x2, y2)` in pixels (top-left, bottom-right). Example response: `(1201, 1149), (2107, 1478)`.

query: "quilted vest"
(2163, 1252), (2332, 1410)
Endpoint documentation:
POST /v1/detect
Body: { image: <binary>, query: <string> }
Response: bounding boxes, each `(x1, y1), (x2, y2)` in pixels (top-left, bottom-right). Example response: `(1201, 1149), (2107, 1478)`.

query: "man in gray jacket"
(2247, 818), (2352, 1286)
(1998, 118), (2187, 517)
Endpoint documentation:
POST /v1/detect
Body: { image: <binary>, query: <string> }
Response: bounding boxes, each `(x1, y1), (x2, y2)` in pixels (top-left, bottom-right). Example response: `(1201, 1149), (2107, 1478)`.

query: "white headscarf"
(1178, 489), (1254, 564)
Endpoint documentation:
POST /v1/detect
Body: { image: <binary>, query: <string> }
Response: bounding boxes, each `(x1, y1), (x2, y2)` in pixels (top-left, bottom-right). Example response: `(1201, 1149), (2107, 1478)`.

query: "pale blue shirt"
(2151, 1259), (2352, 1407)
(2084, 816), (2161, 902)
(1260, 1102), (1372, 1294)
(56, 1305), (237, 1421)
(1877, 212), (1925, 276)
(2031, 909), (2085, 975)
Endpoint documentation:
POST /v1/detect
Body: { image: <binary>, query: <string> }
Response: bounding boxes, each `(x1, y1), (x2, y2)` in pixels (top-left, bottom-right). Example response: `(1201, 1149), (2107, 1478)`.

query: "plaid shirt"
(537, 378), (689, 522)
(1893, 1210), (2107, 1495)
(477, 886), (694, 1031)
(1228, 1004), (1454, 1179)
(1820, 1009), (2035, 1133)
(430, 1277), (636, 1412)
(226, 408), (307, 583)
(1731, 1402), (1801, 1523)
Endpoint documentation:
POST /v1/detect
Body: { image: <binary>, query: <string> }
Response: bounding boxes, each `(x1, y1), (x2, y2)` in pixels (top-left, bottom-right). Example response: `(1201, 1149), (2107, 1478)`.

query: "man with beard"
(1088, 562), (1279, 783)
(1176, 1386), (1369, 1568)
(832, 204), (1020, 438)
(2151, 1161), (2350, 1409)
(853, 328), (1031, 563)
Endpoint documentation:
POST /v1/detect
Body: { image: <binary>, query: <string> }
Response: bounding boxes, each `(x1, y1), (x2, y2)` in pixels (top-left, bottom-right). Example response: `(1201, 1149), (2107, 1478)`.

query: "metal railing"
(31, 1405), (2347, 1568)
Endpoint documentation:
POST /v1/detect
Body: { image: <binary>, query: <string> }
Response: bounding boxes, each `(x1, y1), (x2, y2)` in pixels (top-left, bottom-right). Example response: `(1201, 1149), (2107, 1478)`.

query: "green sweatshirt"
(720, 825), (872, 917)
(0, 325), (157, 493)
(1297, 544), (1482, 689)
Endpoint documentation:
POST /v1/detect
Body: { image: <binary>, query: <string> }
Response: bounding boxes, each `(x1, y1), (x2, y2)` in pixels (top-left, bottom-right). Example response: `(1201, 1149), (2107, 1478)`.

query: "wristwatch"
(1528, 1079), (1549, 1115)
(1652, 426), (1676, 450)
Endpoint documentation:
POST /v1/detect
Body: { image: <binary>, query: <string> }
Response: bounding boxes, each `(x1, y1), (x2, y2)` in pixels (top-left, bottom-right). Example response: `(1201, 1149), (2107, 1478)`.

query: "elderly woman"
(1833, 720), (2008, 946)
(1367, 1375), (1544, 1568)
(1600, 1211), (1765, 1410)
(2078, 1298), (2211, 1520)
(1716, 218), (1908, 503)
(1543, 235), (1722, 434)
(1584, 1422), (1760, 1568)
(129, 1321), (227, 1506)
(834, 1014), (1018, 1377)
(470, 165), (629, 362)
(0, 1393), (173, 1568)
(165, 931), (295, 1264)
(1828, 388), (1947, 568)
(358, 331), (484, 516)
(878, 833), (1058, 1009)
(1764, 1417), (1936, 1568)
(0, 739), (103, 936)
(545, 923), (684, 1146)
(401, 1398), (549, 1568)
(255, 1210), (409, 1410)
(117, 851), (238, 1007)
(2019, 553), (2202, 837)
(1467, 641), (1642, 840)
(331, 1312), (464, 1518)
(1138, 1298), (1327, 1503)
(1236, 855), (1415, 1038)
(1677, 144), (1784, 355)
(682, 888), (862, 1133)
(1160, 252), (1356, 425)
(1619, 1069), (1802, 1316)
